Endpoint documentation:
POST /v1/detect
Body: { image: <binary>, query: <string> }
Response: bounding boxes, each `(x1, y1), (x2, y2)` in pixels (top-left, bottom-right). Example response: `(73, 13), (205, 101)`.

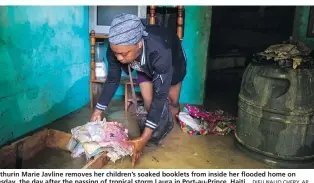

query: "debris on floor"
(137, 105), (147, 114)
(152, 156), (159, 162)
(177, 104), (236, 136)
(67, 118), (133, 163)
(253, 36), (314, 69)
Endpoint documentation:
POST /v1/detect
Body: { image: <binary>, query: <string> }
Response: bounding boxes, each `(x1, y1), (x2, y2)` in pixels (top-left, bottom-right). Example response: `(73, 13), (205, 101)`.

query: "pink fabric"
(183, 104), (237, 135)
(69, 121), (133, 162)
(184, 104), (210, 119)
(98, 122), (131, 150)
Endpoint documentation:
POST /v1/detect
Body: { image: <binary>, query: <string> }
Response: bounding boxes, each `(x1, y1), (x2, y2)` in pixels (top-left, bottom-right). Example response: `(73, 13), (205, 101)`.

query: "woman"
(90, 13), (187, 166)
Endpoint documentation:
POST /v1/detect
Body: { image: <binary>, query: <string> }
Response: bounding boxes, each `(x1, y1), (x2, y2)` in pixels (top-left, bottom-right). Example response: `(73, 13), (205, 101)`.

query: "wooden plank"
(0, 128), (109, 169)
(90, 79), (105, 83)
(46, 129), (109, 169)
(21, 129), (49, 160)
(83, 153), (108, 169)
(0, 142), (17, 168)
(46, 129), (72, 151)
(94, 34), (108, 39)
(0, 129), (48, 168)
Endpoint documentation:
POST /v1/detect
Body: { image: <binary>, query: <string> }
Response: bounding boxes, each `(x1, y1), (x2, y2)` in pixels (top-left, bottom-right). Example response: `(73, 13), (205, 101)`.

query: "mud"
(22, 148), (87, 169)
(44, 100), (268, 169)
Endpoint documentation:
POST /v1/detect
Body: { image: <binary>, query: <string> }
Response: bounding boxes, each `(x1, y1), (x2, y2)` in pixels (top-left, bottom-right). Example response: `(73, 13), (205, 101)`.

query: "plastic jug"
(95, 62), (107, 80)
(95, 42), (107, 80)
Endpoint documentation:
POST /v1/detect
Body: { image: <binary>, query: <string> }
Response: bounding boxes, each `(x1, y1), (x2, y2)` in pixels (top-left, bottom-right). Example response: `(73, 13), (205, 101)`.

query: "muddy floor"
(22, 148), (87, 169)
(45, 100), (268, 169)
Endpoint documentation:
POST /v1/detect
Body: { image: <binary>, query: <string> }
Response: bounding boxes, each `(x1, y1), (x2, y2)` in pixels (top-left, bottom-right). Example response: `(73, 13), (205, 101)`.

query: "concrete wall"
(293, 6), (314, 48)
(0, 6), (90, 146)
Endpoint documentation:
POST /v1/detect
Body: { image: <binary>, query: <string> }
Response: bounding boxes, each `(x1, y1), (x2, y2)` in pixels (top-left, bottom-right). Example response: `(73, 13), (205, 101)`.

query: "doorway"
(204, 6), (296, 115)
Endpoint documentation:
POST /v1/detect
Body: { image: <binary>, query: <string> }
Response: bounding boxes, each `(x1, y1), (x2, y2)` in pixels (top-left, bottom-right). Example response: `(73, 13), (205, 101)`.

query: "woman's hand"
(90, 109), (103, 122)
(127, 137), (147, 167)
(127, 127), (153, 167)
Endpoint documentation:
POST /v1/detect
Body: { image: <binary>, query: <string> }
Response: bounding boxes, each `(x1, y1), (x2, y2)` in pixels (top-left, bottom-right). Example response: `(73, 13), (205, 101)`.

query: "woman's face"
(110, 40), (143, 64)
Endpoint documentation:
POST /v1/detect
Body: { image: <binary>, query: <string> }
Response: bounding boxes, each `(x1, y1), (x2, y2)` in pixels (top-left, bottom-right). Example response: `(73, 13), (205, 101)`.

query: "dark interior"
(145, 6), (185, 36)
(204, 6), (296, 115)
(143, 6), (297, 116)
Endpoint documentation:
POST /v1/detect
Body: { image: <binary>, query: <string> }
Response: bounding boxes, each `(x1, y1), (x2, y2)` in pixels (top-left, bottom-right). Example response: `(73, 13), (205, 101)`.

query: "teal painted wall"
(293, 6), (314, 48)
(0, 6), (90, 146)
(180, 6), (212, 105)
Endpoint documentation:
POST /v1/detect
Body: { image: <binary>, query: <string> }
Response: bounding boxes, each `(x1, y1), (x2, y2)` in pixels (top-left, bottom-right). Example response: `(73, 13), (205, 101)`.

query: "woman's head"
(108, 13), (147, 64)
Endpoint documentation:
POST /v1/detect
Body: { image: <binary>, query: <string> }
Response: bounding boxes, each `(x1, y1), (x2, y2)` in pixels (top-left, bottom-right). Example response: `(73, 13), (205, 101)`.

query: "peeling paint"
(0, 6), (90, 147)
(180, 6), (212, 105)
(0, 6), (9, 27)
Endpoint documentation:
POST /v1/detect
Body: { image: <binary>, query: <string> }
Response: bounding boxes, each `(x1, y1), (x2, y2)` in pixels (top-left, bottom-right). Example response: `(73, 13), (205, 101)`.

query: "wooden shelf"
(94, 34), (108, 39)
(94, 35), (179, 40)
(90, 79), (106, 83)
(91, 78), (138, 85)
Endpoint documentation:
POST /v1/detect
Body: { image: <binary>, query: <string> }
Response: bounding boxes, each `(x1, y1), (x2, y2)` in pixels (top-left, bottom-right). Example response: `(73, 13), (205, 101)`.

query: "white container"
(95, 62), (107, 80)
(95, 42), (105, 61)
(178, 112), (202, 131)
(95, 42), (107, 80)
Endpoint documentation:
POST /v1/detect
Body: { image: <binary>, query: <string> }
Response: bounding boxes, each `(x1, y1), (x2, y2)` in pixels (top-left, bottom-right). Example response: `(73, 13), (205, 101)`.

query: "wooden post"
(177, 6), (184, 40)
(90, 30), (96, 109)
(150, 6), (156, 25)
(124, 83), (128, 113)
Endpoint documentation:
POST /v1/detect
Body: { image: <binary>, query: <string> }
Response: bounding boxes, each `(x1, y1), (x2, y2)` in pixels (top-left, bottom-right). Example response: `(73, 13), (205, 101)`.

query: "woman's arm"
(127, 47), (173, 167)
(91, 48), (122, 117)
(141, 48), (173, 140)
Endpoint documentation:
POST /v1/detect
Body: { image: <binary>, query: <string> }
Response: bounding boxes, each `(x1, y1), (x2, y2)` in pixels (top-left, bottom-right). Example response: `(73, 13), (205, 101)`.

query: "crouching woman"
(90, 13), (187, 166)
